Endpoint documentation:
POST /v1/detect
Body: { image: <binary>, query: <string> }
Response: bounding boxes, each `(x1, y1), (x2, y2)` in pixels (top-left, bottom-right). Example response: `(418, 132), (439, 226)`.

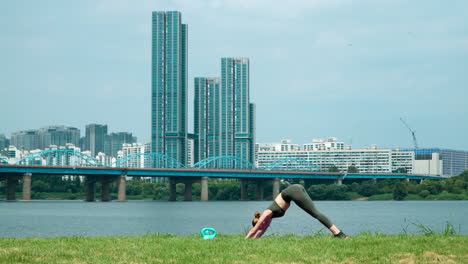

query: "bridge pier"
(85, 177), (96, 202)
(239, 179), (276, 201)
(22, 173), (32, 201)
(169, 179), (176, 201)
(101, 180), (110, 202)
(272, 178), (280, 199)
(256, 180), (264, 201)
(240, 180), (248, 200)
(184, 182), (193, 201)
(201, 176), (208, 201)
(335, 178), (343, 185)
(117, 175), (126, 202)
(166, 177), (203, 201)
(6, 175), (18, 201)
(372, 178), (377, 184)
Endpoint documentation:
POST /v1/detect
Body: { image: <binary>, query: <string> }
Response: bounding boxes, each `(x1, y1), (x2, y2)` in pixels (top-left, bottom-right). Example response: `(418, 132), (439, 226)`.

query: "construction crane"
(400, 117), (419, 149)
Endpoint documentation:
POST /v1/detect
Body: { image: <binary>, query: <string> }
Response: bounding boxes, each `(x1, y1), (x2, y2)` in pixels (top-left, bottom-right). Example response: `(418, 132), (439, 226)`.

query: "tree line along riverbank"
(1, 170), (467, 201)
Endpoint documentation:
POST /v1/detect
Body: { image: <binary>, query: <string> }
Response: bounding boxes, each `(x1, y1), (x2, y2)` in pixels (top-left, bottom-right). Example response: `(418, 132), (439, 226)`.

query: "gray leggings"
(281, 184), (333, 228)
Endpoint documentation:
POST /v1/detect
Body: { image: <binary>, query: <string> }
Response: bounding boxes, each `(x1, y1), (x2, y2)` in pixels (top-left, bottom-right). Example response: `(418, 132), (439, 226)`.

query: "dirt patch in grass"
(0, 247), (22, 254)
(272, 262), (306, 264)
(423, 252), (456, 263)
(394, 253), (416, 264)
(396, 252), (457, 264)
(320, 259), (356, 264)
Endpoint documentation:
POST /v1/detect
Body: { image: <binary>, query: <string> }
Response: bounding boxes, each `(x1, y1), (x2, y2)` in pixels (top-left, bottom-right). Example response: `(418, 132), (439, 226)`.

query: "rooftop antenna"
(400, 117), (419, 149)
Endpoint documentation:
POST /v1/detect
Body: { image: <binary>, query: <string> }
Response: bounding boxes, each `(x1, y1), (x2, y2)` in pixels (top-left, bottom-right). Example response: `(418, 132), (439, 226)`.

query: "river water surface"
(1, 200), (467, 238)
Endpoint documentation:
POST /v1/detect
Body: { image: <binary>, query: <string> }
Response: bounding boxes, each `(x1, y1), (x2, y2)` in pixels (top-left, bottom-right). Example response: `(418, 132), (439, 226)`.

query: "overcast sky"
(1, 0), (467, 149)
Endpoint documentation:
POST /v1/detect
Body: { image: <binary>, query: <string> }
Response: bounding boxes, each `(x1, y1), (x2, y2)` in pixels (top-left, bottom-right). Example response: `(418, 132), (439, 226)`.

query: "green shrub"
(430, 191), (465, 200)
(368, 193), (393, 200)
(346, 192), (361, 200)
(419, 190), (430, 198)
(32, 191), (44, 199)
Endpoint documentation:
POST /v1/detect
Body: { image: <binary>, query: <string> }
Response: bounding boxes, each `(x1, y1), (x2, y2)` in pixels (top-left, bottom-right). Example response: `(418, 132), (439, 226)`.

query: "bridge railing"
(112, 153), (186, 169)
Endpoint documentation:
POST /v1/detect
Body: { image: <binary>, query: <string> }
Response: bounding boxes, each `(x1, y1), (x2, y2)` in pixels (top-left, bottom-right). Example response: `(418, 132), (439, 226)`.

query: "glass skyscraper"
(194, 58), (255, 164)
(85, 124), (108, 157)
(151, 11), (188, 165)
(194, 77), (221, 162)
(104, 132), (137, 157)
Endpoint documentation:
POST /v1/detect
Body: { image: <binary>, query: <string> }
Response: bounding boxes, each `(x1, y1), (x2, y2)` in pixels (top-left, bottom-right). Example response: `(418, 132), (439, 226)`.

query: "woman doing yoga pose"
(245, 184), (348, 239)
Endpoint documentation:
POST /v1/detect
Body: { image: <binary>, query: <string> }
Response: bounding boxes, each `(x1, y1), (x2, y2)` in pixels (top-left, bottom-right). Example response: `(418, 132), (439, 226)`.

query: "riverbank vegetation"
(1, 170), (467, 201)
(1, 234), (467, 264)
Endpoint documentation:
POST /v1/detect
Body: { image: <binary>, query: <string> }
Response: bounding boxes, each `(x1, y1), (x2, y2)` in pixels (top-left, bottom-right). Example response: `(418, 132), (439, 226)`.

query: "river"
(1, 200), (467, 238)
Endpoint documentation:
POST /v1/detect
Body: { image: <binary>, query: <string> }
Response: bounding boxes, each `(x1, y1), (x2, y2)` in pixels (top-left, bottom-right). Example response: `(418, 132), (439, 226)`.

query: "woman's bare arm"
(245, 210), (272, 239)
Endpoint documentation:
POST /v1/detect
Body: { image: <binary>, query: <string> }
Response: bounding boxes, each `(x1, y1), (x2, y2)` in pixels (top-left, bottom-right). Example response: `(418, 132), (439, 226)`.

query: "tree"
(407, 182), (422, 194)
(348, 182), (360, 192)
(421, 180), (442, 195)
(393, 181), (408, 200)
(358, 182), (380, 197)
(459, 169), (468, 181)
(216, 184), (240, 200)
(153, 183), (169, 200)
(328, 165), (339, 172)
(392, 167), (408, 173)
(307, 184), (328, 200)
(32, 180), (49, 192)
(142, 182), (155, 195)
(347, 165), (359, 173)
(326, 185), (350, 200)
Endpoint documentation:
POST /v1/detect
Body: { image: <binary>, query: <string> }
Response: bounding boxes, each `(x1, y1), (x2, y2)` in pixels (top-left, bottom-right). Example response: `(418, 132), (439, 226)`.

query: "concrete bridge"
(0, 165), (444, 202)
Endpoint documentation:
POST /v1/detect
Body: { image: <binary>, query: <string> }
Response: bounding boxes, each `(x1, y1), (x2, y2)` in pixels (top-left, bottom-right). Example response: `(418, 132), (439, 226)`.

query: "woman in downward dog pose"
(245, 184), (348, 239)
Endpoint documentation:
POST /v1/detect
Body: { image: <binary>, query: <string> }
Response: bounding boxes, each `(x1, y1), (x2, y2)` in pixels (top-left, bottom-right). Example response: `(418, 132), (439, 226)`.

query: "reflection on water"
(0, 200), (467, 238)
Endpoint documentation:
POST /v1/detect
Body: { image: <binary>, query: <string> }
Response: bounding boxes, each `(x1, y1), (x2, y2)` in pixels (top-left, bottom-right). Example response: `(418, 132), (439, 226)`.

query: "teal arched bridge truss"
(193, 156), (256, 170)
(262, 158), (321, 172)
(0, 157), (8, 164)
(113, 153), (186, 169)
(15, 149), (104, 167)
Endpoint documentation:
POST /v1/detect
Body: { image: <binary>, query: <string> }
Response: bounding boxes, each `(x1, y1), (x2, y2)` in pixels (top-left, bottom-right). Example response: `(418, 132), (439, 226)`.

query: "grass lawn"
(1, 235), (467, 264)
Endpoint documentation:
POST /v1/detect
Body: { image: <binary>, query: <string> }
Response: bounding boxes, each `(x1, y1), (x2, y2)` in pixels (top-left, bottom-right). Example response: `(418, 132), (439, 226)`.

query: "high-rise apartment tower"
(151, 11), (188, 165)
(194, 77), (221, 162)
(85, 124), (108, 157)
(194, 58), (255, 164)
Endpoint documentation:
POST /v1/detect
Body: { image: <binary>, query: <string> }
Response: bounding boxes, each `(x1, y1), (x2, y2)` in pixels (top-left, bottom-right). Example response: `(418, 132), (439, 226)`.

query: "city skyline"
(1, 1), (467, 150)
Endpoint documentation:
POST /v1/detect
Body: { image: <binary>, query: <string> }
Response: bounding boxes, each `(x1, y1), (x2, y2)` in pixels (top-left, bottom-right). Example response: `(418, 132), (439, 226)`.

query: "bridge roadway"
(0, 165), (444, 202)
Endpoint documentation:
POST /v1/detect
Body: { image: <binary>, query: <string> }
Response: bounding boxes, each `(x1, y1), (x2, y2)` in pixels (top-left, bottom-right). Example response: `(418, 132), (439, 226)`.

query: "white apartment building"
(118, 143), (146, 168)
(1, 145), (26, 164)
(96, 152), (116, 167)
(257, 139), (301, 152)
(303, 137), (345, 151)
(256, 139), (415, 174)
